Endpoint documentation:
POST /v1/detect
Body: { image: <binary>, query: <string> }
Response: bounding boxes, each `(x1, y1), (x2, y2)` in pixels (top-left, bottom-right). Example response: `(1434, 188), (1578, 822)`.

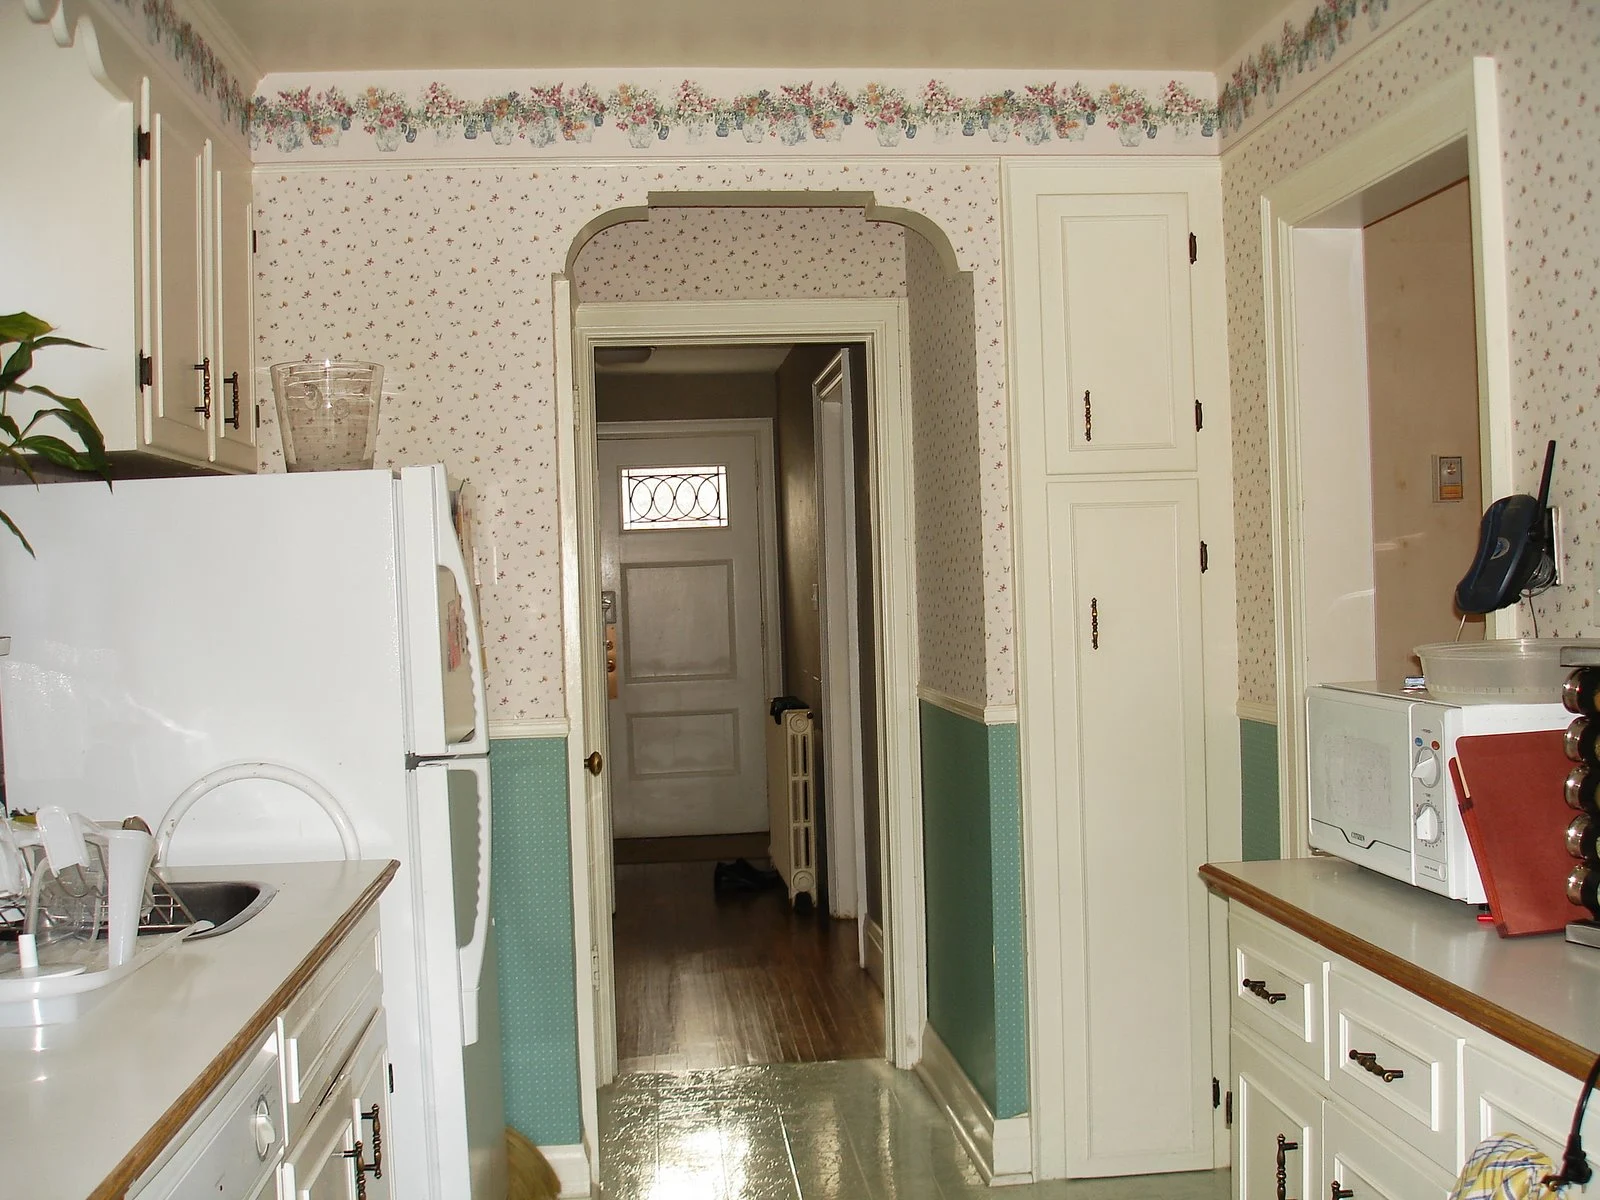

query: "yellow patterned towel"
(1451, 1134), (1564, 1199)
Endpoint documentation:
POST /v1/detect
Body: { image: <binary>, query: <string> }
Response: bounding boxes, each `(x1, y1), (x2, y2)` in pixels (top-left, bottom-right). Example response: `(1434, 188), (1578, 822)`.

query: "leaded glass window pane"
(621, 466), (729, 530)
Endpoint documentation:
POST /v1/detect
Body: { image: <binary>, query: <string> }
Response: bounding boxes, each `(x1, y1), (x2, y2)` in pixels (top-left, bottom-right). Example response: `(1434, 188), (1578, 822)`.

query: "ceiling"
(208, 0), (1285, 76)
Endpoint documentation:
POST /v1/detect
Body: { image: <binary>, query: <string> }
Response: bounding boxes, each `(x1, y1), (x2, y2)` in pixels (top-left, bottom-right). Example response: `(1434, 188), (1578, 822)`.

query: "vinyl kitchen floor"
(598, 1059), (1232, 1199)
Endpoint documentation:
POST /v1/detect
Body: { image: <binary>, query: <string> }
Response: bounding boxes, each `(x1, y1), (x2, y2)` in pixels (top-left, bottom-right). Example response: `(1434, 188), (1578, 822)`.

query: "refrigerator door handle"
(457, 756), (492, 1047)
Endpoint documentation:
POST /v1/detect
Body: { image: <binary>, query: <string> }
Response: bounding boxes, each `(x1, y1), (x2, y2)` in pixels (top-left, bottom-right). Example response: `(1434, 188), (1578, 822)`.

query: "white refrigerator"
(0, 465), (507, 1199)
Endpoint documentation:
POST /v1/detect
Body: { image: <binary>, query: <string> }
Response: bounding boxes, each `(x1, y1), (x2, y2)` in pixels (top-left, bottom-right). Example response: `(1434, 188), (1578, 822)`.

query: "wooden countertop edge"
(90, 860), (399, 1200)
(1199, 862), (1594, 1080)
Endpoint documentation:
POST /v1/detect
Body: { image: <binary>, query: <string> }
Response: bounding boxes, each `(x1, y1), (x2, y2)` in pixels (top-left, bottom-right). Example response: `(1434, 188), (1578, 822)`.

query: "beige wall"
(1364, 180), (1485, 682)
(594, 372), (776, 424)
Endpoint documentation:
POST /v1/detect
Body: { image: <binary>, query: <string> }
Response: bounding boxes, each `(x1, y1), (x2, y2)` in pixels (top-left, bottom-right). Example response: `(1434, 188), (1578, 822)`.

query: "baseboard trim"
(917, 687), (1019, 727)
(540, 1142), (592, 1198)
(864, 916), (886, 992)
(913, 1023), (1034, 1186)
(488, 717), (571, 740)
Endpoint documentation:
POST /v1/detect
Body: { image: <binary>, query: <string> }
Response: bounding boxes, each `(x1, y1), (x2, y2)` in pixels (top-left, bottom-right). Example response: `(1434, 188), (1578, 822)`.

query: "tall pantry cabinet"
(1005, 161), (1238, 1179)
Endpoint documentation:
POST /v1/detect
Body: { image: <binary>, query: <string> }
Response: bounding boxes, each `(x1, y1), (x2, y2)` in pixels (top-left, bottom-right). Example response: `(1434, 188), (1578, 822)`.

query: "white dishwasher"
(129, 1029), (285, 1200)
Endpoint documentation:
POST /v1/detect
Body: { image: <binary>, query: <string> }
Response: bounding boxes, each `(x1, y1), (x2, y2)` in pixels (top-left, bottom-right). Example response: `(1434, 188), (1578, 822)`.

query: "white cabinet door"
(142, 76), (210, 464)
(1235, 1033), (1321, 1200)
(1323, 1107), (1454, 1200)
(347, 1012), (392, 1200)
(281, 1075), (359, 1200)
(1047, 477), (1212, 1174)
(1011, 182), (1197, 476)
(210, 142), (256, 469)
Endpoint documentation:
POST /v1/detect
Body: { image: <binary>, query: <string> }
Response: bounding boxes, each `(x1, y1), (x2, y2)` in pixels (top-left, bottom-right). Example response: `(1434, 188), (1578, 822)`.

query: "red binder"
(1451, 730), (1587, 936)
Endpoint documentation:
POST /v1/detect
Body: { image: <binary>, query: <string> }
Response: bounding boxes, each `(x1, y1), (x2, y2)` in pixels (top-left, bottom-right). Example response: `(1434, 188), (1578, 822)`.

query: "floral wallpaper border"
(104, 0), (251, 134)
(250, 77), (1220, 155)
(1216, 0), (1430, 138)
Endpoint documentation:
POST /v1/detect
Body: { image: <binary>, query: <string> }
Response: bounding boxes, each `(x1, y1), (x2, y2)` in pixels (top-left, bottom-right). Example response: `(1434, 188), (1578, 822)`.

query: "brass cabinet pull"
(1090, 597), (1099, 650)
(1348, 1048), (1404, 1083)
(192, 356), (212, 418)
(585, 751), (604, 776)
(1331, 1184), (1354, 1199)
(361, 1103), (382, 1177)
(223, 371), (241, 428)
(1275, 1133), (1299, 1200)
(343, 1142), (369, 1200)
(1083, 389), (1093, 443)
(1242, 977), (1287, 1004)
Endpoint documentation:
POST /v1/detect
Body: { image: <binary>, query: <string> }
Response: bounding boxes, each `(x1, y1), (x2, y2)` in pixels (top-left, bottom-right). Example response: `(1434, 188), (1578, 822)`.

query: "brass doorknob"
(585, 751), (604, 776)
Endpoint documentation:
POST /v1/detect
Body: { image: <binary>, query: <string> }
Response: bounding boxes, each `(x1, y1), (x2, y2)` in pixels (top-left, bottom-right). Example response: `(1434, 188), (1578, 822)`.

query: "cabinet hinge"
(135, 127), (151, 163)
(1212, 1077), (1220, 1108)
(387, 1063), (395, 1094)
(591, 945), (601, 987)
(1200, 540), (1210, 573)
(1194, 398), (1203, 432)
(138, 353), (153, 388)
(1225, 1089), (1233, 1127)
(251, 229), (258, 254)
(1189, 232), (1198, 264)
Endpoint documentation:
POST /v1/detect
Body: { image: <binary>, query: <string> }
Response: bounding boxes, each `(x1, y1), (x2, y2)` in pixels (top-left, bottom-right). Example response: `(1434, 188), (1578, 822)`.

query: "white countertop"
(1202, 858), (1600, 1078)
(0, 859), (395, 1200)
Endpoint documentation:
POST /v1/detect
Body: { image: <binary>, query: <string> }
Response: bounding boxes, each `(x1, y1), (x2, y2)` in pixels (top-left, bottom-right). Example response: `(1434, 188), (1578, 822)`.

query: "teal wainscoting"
(490, 737), (583, 1146)
(919, 701), (1029, 1119)
(1240, 719), (1281, 861)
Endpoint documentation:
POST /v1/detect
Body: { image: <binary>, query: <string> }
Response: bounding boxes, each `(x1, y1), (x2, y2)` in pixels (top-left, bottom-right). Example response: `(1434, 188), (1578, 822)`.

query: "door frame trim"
(559, 297), (924, 1172)
(1263, 58), (1510, 859)
(596, 416), (785, 760)
(812, 350), (870, 935)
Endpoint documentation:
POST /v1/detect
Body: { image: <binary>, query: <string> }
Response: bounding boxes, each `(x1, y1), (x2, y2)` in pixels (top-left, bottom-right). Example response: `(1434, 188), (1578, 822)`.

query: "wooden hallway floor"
(612, 858), (884, 1074)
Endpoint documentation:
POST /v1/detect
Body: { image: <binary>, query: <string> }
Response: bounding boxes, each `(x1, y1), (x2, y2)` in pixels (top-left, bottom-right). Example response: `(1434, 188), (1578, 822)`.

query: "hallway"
(612, 855), (884, 1074)
(598, 1059), (1231, 1199)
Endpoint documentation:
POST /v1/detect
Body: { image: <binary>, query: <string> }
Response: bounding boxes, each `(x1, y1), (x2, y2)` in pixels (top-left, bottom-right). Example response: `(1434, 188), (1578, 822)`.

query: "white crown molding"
(918, 686), (1018, 727)
(487, 717), (570, 741)
(1237, 700), (1278, 726)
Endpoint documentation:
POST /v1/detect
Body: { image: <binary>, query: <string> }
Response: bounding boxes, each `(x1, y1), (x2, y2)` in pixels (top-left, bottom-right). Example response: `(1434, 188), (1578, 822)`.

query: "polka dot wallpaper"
(1222, 0), (1600, 707)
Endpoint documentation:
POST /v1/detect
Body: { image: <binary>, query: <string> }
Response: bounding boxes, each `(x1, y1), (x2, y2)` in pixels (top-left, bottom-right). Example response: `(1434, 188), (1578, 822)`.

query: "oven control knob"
(1411, 749), (1442, 789)
(1415, 804), (1442, 844)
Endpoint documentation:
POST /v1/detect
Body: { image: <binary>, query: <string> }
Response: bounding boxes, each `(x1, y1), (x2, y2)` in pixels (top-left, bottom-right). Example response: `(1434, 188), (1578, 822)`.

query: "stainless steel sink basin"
(143, 880), (277, 939)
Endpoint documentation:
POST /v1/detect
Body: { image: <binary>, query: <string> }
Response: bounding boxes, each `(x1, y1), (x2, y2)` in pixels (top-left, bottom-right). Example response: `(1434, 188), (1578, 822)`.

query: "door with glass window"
(597, 422), (778, 838)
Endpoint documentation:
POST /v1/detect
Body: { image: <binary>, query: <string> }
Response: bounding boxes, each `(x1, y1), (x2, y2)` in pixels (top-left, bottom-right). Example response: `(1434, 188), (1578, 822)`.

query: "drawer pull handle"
(1331, 1184), (1354, 1199)
(1275, 1133), (1300, 1200)
(1349, 1048), (1404, 1083)
(343, 1143), (369, 1200)
(1083, 390), (1093, 443)
(1243, 977), (1287, 1004)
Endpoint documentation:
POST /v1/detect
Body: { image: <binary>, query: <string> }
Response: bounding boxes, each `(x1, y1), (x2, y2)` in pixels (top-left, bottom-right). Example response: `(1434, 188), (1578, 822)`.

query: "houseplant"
(0, 312), (111, 554)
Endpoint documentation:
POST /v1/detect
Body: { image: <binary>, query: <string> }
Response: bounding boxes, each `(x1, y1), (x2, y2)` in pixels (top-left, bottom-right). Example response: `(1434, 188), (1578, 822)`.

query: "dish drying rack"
(0, 868), (198, 941)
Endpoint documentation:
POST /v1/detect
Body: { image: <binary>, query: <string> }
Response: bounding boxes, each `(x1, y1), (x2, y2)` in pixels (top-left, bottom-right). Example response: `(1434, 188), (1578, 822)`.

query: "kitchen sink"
(144, 880), (277, 940)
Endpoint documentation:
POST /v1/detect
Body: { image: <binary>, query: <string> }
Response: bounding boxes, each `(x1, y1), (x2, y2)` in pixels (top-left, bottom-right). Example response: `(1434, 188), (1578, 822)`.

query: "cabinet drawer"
(1324, 1105), (1455, 1200)
(1233, 1031), (1321, 1200)
(1329, 966), (1461, 1170)
(279, 1072), (358, 1200)
(282, 911), (382, 1144)
(1232, 909), (1327, 1076)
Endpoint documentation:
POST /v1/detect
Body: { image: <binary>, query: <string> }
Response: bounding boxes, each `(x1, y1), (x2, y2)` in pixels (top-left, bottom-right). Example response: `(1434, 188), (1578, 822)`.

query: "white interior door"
(598, 421), (779, 838)
(813, 351), (868, 944)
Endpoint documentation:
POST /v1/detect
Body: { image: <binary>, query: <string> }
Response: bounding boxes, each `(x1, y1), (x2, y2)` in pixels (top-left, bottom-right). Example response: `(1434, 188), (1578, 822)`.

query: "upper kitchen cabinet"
(0, 3), (256, 474)
(1006, 168), (1201, 476)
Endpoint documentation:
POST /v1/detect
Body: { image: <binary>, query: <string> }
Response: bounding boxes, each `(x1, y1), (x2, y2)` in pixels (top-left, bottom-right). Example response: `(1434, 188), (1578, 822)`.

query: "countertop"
(1201, 858), (1600, 1079)
(0, 858), (397, 1200)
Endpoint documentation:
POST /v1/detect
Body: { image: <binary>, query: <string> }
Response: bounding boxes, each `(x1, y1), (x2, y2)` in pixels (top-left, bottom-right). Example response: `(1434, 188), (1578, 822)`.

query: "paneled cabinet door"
(280, 1075), (359, 1200)
(1046, 477), (1212, 1174)
(210, 143), (256, 469)
(1323, 1107), (1454, 1200)
(142, 76), (210, 463)
(1234, 1034), (1320, 1200)
(347, 1012), (392, 1200)
(1029, 191), (1197, 475)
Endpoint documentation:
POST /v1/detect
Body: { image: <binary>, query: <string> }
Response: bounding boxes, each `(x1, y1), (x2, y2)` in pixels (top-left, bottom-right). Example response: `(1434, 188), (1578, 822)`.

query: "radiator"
(766, 706), (818, 908)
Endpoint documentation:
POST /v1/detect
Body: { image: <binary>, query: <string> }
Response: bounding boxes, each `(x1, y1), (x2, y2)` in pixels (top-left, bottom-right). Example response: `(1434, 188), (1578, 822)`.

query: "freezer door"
(409, 756), (506, 1197)
(398, 466), (489, 758)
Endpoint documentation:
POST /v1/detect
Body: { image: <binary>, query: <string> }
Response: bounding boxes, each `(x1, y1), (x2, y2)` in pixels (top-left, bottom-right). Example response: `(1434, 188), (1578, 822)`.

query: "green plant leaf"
(28, 336), (95, 352)
(0, 508), (36, 557)
(0, 312), (52, 343)
(0, 412), (18, 440)
(15, 433), (96, 470)
(0, 441), (37, 481)
(2, 341), (33, 389)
